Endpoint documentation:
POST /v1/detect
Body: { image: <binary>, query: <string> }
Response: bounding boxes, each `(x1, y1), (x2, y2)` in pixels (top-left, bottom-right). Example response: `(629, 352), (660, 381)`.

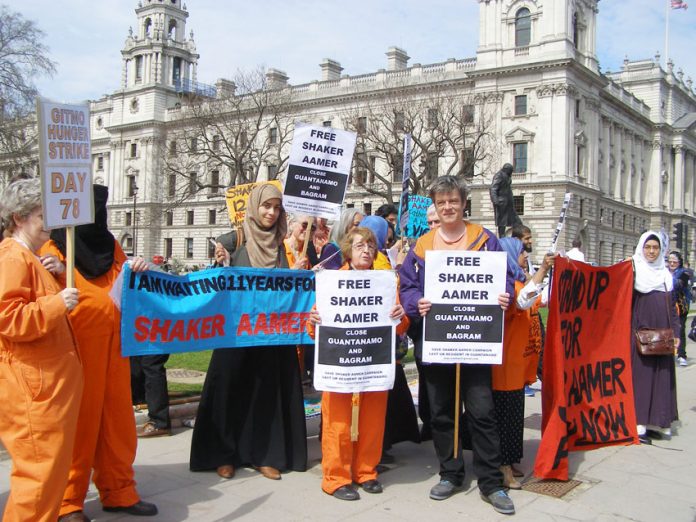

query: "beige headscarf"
(242, 183), (287, 268)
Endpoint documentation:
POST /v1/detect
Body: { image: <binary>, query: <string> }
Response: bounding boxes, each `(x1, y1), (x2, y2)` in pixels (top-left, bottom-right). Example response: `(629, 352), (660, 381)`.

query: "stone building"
(4, 0), (696, 267)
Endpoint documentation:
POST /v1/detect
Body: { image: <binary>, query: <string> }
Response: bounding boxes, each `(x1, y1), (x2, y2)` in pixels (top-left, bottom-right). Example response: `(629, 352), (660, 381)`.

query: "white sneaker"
(677, 357), (688, 367)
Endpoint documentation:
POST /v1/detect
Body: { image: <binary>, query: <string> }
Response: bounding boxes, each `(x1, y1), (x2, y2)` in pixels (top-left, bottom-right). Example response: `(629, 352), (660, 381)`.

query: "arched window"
(168, 20), (177, 40)
(515, 8), (531, 47)
(143, 18), (152, 38)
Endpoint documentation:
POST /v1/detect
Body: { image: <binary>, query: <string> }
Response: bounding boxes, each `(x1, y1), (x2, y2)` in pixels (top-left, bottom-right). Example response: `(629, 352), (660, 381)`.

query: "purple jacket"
(398, 223), (515, 320)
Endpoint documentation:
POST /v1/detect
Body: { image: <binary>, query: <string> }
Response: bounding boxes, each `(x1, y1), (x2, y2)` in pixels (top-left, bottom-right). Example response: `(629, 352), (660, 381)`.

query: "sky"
(6, 0), (696, 104)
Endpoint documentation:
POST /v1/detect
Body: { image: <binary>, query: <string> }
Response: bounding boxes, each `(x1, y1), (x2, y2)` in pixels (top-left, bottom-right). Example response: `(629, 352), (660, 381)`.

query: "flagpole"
(665, 0), (670, 67)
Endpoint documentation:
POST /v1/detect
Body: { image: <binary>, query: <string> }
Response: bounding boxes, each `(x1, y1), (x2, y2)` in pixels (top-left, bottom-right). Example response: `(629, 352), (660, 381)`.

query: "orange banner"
(534, 258), (638, 480)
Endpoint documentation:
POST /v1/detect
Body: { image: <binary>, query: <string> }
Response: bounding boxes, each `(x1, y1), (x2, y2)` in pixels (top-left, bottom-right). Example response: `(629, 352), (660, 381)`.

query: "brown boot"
(501, 465), (522, 490)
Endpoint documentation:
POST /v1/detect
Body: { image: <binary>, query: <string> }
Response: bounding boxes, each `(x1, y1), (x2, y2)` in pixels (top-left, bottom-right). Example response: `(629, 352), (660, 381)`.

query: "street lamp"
(132, 184), (139, 256)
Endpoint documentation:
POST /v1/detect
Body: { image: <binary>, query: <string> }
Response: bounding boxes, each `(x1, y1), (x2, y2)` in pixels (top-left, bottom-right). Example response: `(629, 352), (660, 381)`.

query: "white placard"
(314, 270), (397, 392)
(283, 123), (356, 220)
(36, 98), (93, 229)
(423, 250), (507, 364)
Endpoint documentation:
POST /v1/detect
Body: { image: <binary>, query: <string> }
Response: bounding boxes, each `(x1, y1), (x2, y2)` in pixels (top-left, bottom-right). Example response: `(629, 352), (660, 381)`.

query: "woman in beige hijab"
(190, 184), (308, 480)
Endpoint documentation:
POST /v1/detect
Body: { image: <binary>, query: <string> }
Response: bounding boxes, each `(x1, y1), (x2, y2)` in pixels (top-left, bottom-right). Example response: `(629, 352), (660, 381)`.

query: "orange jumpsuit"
(0, 239), (83, 521)
(41, 241), (140, 515)
(307, 264), (409, 494)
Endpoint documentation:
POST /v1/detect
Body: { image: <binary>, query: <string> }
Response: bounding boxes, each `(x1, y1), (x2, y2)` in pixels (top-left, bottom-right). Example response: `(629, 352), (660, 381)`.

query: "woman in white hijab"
(630, 231), (679, 443)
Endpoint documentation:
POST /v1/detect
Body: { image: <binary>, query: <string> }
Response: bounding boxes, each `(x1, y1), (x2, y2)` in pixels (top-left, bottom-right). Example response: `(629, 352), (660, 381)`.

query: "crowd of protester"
(0, 175), (688, 519)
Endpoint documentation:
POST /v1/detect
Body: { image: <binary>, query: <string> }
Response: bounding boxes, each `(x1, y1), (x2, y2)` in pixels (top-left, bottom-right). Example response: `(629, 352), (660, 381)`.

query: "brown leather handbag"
(634, 286), (675, 356)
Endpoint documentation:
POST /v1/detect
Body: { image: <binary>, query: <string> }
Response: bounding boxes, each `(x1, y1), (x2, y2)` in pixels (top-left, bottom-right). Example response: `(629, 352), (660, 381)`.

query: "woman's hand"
(129, 257), (149, 273)
(498, 292), (511, 310)
(60, 288), (79, 310)
(309, 310), (321, 325)
(417, 298), (432, 317)
(293, 256), (309, 270)
(389, 304), (405, 321)
(214, 244), (230, 266)
(40, 255), (65, 275)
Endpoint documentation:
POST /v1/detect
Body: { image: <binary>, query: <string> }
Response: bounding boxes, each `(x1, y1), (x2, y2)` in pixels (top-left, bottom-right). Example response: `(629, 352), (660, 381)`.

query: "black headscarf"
(51, 184), (115, 279)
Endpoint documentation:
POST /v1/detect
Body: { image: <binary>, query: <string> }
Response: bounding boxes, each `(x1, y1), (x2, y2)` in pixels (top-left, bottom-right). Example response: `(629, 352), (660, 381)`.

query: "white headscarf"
(632, 230), (673, 293)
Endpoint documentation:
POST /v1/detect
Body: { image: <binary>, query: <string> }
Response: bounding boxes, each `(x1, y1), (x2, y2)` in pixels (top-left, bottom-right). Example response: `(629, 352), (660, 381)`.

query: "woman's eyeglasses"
(352, 243), (376, 253)
(301, 222), (317, 232)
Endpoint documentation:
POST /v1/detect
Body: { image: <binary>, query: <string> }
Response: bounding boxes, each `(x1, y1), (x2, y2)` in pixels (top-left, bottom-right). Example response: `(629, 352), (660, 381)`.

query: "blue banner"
(404, 195), (432, 238)
(120, 265), (315, 356)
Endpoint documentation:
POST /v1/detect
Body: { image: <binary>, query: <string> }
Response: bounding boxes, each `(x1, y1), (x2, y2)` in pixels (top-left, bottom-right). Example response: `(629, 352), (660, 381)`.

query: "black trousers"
(677, 313), (687, 359)
(421, 362), (503, 496)
(131, 354), (170, 429)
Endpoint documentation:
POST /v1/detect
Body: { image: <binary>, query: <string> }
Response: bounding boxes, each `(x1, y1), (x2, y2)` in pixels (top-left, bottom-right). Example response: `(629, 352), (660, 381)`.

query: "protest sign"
(283, 124), (357, 220)
(403, 195), (432, 238)
(313, 270), (396, 392)
(422, 250), (506, 364)
(36, 98), (93, 229)
(534, 258), (637, 480)
(120, 265), (315, 356)
(225, 180), (283, 227)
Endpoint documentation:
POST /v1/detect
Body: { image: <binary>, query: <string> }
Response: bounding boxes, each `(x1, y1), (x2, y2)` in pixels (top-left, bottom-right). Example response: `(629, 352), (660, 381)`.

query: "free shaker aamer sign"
(36, 98), (93, 229)
(283, 124), (356, 220)
(314, 270), (396, 392)
(423, 250), (506, 364)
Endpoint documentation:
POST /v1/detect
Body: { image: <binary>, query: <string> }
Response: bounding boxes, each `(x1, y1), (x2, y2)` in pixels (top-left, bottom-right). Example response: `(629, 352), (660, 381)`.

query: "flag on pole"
(398, 134), (412, 235)
(671, 0), (688, 10)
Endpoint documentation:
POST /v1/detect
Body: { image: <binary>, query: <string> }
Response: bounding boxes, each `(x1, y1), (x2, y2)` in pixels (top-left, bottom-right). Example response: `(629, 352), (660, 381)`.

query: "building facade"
(4, 0), (696, 267)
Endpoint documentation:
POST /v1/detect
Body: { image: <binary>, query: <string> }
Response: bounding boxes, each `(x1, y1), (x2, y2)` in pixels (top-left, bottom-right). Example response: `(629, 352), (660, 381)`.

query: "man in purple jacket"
(399, 176), (515, 515)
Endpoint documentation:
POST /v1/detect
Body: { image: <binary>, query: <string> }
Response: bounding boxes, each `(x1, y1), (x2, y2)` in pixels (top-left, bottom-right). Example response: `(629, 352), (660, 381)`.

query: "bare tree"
(0, 5), (56, 179)
(342, 84), (499, 203)
(159, 68), (295, 206)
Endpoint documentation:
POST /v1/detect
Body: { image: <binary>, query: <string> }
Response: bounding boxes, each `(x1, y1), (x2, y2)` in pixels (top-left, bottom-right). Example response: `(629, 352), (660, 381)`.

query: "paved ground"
(2, 348), (696, 520)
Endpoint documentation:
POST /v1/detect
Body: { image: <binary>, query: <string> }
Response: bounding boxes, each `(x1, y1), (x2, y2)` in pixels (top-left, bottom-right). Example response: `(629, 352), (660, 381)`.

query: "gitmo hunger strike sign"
(313, 270), (397, 392)
(534, 257), (638, 481)
(422, 250), (507, 364)
(36, 99), (93, 229)
(119, 265), (314, 356)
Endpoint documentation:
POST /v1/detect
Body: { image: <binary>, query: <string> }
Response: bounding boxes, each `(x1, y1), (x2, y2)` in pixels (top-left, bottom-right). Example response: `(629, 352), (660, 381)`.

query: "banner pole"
(300, 216), (314, 263)
(66, 226), (75, 288)
(453, 363), (461, 458)
(350, 392), (360, 441)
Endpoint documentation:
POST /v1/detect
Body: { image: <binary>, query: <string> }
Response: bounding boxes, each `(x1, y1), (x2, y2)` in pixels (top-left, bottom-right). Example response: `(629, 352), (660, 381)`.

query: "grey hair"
(329, 208), (362, 244)
(0, 178), (42, 235)
(428, 175), (468, 204)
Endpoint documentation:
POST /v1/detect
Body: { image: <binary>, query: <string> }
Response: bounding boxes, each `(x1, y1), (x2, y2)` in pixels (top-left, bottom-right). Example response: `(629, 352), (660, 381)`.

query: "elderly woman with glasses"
(307, 227), (409, 501)
(0, 178), (83, 521)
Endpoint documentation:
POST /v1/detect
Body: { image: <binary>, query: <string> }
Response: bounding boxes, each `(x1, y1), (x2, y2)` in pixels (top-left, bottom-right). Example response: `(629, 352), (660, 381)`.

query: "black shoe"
(332, 485), (360, 501)
(360, 479), (383, 494)
(646, 429), (671, 441)
(638, 434), (652, 445)
(103, 500), (158, 516)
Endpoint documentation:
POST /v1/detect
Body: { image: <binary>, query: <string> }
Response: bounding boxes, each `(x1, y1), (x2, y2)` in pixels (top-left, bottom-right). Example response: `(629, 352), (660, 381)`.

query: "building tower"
(121, 0), (199, 91)
(476, 0), (599, 74)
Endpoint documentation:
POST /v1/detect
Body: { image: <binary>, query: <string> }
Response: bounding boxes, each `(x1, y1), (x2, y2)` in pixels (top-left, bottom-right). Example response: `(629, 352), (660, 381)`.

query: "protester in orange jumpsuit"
(492, 238), (554, 490)
(307, 227), (409, 501)
(0, 178), (83, 521)
(41, 185), (156, 521)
